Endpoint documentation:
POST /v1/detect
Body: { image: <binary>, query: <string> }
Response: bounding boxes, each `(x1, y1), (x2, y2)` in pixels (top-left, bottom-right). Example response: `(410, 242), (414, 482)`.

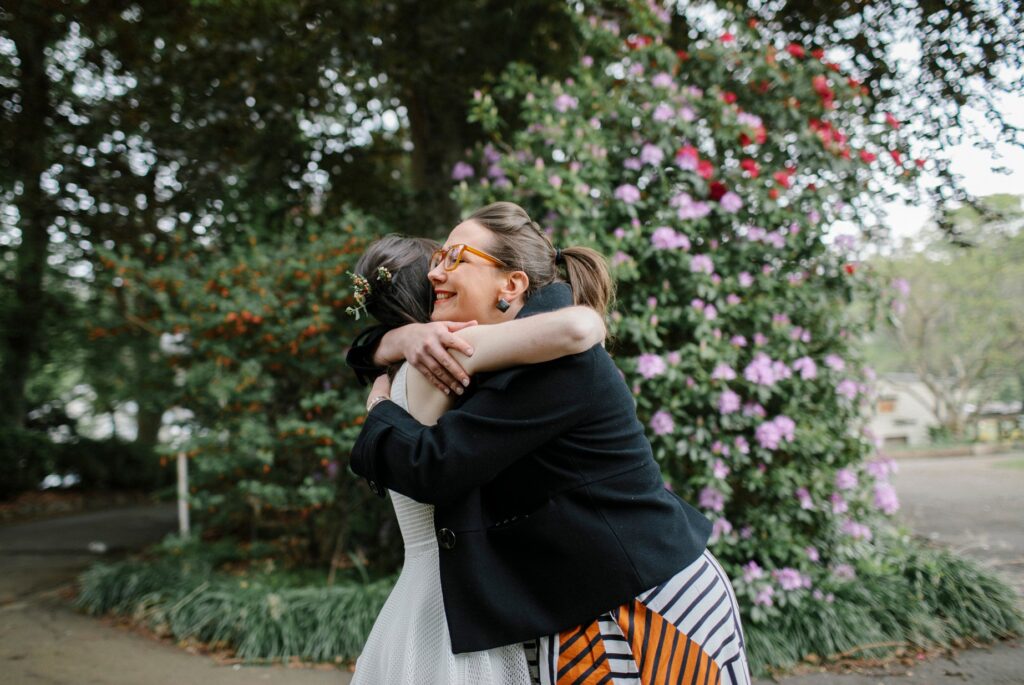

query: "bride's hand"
(366, 374), (392, 412)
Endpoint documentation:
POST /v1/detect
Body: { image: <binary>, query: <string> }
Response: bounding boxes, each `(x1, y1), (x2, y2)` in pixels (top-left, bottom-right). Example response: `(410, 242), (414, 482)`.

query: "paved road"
(1, 454), (1022, 684)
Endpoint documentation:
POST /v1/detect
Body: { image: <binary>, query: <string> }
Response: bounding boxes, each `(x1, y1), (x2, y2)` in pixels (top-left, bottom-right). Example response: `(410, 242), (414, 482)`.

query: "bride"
(347, 235), (606, 684)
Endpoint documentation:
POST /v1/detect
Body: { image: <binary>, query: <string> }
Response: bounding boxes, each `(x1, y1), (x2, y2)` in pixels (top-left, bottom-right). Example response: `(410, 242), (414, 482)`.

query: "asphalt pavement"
(0, 453), (1021, 685)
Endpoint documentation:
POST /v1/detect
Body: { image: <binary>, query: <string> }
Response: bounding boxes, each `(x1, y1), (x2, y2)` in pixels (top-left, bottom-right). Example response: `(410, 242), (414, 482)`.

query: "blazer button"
(367, 479), (383, 497)
(437, 528), (456, 550)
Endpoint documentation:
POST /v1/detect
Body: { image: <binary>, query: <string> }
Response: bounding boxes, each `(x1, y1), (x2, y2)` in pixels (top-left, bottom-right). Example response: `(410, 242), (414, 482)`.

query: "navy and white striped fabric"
(524, 549), (751, 685)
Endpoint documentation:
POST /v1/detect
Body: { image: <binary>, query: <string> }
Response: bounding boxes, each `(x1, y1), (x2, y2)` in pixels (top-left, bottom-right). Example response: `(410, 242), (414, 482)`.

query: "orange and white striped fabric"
(524, 550), (751, 685)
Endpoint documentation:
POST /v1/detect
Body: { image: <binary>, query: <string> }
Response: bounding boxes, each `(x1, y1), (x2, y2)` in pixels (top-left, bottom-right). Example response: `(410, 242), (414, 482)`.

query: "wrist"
(366, 395), (390, 413)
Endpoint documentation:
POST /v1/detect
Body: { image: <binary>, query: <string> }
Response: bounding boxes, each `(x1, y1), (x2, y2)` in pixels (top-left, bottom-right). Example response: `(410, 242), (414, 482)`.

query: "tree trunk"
(0, 18), (54, 429)
(403, 84), (464, 236)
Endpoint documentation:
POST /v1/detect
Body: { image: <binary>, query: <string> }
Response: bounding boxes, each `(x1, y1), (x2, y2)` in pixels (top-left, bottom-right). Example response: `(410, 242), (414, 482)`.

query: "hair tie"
(554, 248), (564, 265)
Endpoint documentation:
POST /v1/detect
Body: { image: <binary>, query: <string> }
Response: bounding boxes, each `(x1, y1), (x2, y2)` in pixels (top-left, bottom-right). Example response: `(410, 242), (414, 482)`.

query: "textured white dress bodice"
(350, 364), (532, 684)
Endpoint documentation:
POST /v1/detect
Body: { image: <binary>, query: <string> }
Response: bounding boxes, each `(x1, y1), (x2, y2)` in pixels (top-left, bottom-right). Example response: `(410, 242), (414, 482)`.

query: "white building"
(866, 372), (943, 447)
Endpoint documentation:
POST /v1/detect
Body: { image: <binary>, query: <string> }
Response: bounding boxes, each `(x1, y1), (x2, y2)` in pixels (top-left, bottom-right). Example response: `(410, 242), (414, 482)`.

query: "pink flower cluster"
(840, 519), (872, 540)
(649, 410), (674, 435)
(755, 415), (796, 450)
(636, 353), (666, 379)
(773, 567), (812, 591)
(743, 352), (791, 386)
(792, 356), (818, 380)
(718, 389), (741, 414)
(650, 226), (691, 250)
(671, 192), (712, 220)
(698, 486), (726, 512)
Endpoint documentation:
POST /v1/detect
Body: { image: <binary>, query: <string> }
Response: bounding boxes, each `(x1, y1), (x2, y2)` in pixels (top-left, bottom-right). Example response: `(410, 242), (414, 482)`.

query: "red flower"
(859, 149), (877, 164)
(885, 113), (901, 129)
(739, 132), (752, 147)
(786, 43), (806, 59)
(747, 18), (758, 28)
(843, 263), (856, 275)
(721, 32), (735, 44)
(755, 79), (771, 94)
(755, 126), (767, 144)
(768, 188), (780, 200)
(812, 75), (831, 97)
(626, 35), (653, 51)
(722, 91), (737, 104)
(773, 170), (793, 189)
(847, 76), (861, 88)
(740, 158), (760, 178)
(709, 181), (728, 201)
(697, 159), (715, 180)
(915, 158), (926, 169)
(890, 150), (903, 165)
(811, 48), (825, 60)
(676, 49), (690, 61)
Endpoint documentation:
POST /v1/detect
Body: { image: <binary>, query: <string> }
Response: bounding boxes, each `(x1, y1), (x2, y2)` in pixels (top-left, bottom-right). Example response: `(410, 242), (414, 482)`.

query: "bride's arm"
(404, 306), (605, 426)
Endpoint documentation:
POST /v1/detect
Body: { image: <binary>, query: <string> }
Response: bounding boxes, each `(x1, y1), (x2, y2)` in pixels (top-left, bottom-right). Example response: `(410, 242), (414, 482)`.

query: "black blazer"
(350, 283), (711, 653)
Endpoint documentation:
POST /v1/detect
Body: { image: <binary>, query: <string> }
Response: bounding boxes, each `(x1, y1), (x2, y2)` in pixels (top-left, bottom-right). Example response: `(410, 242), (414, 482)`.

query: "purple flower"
(651, 72), (674, 88)
(795, 487), (814, 510)
(666, 351), (681, 365)
(653, 103), (675, 122)
(830, 492), (848, 514)
(873, 482), (900, 514)
(623, 156), (643, 170)
(744, 352), (777, 386)
(832, 563), (856, 580)
(709, 517), (733, 544)
(650, 410), (675, 435)
(719, 191), (743, 213)
(704, 305), (718, 320)
(773, 568), (808, 591)
(726, 293), (741, 306)
(711, 362), (737, 381)
(743, 402), (766, 418)
(866, 456), (898, 480)
(742, 560), (764, 582)
(835, 468), (858, 490)
(614, 184), (641, 204)
(739, 525), (753, 539)
(640, 143), (664, 166)
(734, 436), (750, 454)
(637, 353), (667, 379)
(792, 356), (818, 380)
(679, 105), (696, 122)
(805, 546), (820, 562)
(753, 332), (768, 346)
(451, 161), (475, 181)
(753, 585), (775, 607)
(730, 335), (748, 347)
(755, 415), (796, 450)
(713, 459), (730, 479)
(718, 390), (741, 415)
(611, 250), (632, 266)
(892, 278), (911, 298)
(738, 271), (754, 287)
(548, 175), (563, 189)
(836, 379), (859, 400)
(690, 254), (715, 274)
(841, 519), (873, 540)
(824, 354), (846, 372)
(671, 192), (712, 220)
(553, 93), (578, 112)
(698, 486), (725, 512)
(650, 226), (690, 250)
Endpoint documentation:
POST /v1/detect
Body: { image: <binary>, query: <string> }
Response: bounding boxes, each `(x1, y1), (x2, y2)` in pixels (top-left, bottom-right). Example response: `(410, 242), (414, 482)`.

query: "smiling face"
(428, 220), (514, 324)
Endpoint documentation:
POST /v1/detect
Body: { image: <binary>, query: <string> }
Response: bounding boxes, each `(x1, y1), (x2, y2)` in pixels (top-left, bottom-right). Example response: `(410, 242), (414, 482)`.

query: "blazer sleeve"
(350, 349), (595, 505)
(345, 324), (390, 386)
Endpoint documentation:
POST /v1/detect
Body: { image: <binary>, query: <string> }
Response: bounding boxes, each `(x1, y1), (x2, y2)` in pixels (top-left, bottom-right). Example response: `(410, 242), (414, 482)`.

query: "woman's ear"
(499, 270), (530, 304)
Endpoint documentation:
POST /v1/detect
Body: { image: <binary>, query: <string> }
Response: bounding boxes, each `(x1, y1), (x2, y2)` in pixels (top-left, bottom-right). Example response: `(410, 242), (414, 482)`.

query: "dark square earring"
(496, 298), (510, 312)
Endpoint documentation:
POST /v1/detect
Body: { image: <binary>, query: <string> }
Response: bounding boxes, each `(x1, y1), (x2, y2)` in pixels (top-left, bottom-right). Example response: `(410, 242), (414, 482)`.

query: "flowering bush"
(108, 214), (397, 568)
(452, 5), (1019, 669)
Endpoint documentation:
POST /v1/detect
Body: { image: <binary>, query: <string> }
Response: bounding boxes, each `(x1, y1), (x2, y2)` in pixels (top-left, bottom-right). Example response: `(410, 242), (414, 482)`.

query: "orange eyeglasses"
(429, 243), (508, 271)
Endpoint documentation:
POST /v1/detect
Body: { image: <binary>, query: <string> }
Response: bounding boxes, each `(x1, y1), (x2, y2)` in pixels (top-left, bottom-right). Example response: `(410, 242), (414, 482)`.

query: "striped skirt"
(524, 550), (751, 685)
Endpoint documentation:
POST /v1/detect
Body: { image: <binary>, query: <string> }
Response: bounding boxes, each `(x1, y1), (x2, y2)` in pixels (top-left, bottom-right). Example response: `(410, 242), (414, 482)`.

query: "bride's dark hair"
(353, 234), (437, 327)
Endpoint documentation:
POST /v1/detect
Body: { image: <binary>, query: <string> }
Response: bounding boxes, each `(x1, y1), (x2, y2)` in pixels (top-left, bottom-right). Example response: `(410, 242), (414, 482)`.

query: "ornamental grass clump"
(454, 5), (1021, 673)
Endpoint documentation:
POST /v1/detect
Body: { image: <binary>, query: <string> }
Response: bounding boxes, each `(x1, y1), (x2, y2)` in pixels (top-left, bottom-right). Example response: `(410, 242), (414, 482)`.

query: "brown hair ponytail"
(467, 202), (615, 316)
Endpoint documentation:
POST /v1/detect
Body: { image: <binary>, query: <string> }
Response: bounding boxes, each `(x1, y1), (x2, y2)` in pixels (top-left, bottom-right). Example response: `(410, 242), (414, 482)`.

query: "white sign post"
(177, 451), (190, 537)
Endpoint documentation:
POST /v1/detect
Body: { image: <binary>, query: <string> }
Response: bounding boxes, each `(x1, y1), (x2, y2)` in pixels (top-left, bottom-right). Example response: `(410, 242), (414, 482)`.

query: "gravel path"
(1, 453), (1021, 684)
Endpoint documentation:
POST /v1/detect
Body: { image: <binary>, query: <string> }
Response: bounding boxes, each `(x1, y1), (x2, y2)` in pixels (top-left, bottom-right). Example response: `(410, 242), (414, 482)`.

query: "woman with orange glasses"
(349, 202), (750, 685)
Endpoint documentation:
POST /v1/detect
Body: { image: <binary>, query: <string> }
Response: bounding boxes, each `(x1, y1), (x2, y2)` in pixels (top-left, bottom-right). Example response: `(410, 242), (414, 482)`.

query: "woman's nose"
(427, 263), (446, 283)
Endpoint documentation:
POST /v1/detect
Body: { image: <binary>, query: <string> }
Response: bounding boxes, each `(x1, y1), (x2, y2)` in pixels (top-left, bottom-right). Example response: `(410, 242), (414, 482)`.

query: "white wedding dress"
(351, 364), (532, 684)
